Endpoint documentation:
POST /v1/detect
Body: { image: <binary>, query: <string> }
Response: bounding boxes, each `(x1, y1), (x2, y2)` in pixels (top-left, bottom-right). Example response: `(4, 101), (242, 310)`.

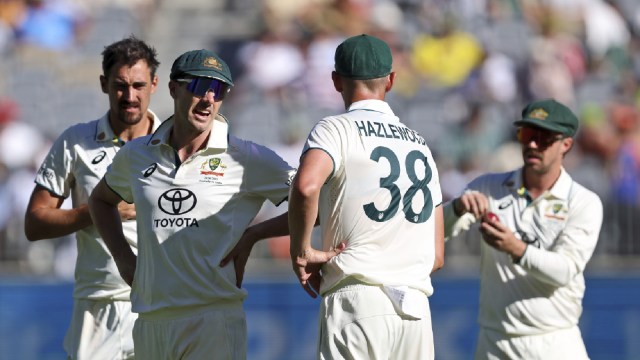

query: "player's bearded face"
(106, 61), (158, 126)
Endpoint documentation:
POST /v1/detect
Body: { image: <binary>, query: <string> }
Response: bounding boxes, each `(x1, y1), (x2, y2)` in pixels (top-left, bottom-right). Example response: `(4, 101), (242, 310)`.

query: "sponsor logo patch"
(158, 188), (197, 215)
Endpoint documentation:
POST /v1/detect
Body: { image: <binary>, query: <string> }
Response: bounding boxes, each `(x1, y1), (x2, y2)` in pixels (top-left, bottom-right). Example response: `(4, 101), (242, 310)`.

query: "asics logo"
(498, 200), (513, 210)
(92, 151), (107, 164)
(143, 163), (157, 177)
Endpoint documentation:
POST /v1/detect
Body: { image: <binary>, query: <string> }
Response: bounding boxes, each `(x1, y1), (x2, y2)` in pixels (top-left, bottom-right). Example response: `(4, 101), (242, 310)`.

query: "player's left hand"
(479, 216), (527, 259)
(219, 228), (258, 288)
(291, 243), (345, 298)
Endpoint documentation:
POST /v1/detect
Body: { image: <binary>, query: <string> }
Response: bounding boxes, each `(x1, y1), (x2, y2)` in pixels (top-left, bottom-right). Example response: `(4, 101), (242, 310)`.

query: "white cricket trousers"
(64, 299), (136, 360)
(319, 280), (434, 360)
(133, 302), (246, 360)
(475, 325), (589, 360)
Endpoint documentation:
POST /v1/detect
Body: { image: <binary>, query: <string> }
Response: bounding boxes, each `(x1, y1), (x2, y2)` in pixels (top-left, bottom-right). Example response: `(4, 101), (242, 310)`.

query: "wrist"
(512, 243), (528, 264)
(453, 198), (464, 217)
(243, 225), (260, 245)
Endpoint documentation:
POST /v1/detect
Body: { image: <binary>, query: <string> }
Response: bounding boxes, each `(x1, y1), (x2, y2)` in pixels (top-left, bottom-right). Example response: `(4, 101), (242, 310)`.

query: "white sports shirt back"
(305, 100), (442, 296)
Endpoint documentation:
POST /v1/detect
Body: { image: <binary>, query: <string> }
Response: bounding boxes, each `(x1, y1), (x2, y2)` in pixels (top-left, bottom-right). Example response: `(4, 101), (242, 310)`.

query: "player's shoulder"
(228, 135), (279, 158)
(120, 134), (154, 154)
(311, 113), (365, 139)
(57, 117), (102, 141)
(468, 170), (516, 191)
(568, 177), (603, 208)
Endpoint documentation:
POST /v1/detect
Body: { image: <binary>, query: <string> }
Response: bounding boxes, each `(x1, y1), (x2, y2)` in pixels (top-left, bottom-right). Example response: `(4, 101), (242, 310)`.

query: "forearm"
(25, 205), (93, 241)
(289, 188), (319, 258)
(518, 246), (574, 286)
(246, 212), (290, 244)
(88, 189), (136, 284)
(90, 199), (132, 259)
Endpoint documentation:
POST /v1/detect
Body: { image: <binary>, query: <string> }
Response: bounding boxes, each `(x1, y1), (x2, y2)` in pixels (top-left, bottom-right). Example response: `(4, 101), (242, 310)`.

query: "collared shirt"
(444, 168), (603, 335)
(304, 99), (443, 296)
(35, 111), (162, 300)
(104, 115), (295, 315)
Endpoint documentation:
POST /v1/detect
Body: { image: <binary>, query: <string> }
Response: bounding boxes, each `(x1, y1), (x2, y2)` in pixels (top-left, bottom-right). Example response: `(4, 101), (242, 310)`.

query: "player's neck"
(522, 166), (561, 199)
(169, 125), (211, 162)
(110, 111), (154, 142)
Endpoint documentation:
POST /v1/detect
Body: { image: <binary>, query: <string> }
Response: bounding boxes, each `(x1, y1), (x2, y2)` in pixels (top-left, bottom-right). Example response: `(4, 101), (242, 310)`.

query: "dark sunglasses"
(516, 127), (564, 147)
(177, 77), (230, 101)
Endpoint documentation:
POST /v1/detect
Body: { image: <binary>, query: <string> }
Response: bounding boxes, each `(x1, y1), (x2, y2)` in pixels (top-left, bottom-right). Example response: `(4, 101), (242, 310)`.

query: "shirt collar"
(548, 167), (573, 200)
(94, 110), (162, 143)
(147, 113), (230, 150)
(347, 99), (395, 117)
(503, 167), (573, 201)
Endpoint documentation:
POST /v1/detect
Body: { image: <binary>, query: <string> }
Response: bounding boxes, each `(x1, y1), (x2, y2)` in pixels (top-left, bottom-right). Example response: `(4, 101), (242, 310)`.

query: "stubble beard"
(117, 107), (144, 127)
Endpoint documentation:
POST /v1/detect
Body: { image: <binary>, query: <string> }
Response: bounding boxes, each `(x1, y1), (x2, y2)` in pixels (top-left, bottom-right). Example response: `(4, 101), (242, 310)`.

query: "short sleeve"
(104, 144), (134, 203)
(244, 141), (296, 206)
(303, 117), (344, 180)
(34, 128), (74, 198)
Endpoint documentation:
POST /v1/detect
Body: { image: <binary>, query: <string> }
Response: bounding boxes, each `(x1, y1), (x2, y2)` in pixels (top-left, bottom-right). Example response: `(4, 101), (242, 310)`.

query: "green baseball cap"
(334, 34), (392, 80)
(170, 49), (233, 86)
(514, 99), (579, 137)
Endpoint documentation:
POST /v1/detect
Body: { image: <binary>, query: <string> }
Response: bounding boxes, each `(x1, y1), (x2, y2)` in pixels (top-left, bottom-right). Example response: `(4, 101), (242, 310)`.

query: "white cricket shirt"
(444, 168), (603, 335)
(104, 115), (295, 315)
(34, 111), (162, 300)
(305, 100), (443, 296)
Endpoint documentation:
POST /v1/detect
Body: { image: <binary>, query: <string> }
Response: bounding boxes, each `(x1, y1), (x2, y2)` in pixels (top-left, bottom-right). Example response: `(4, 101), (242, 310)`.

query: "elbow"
(432, 257), (444, 273)
(24, 215), (42, 242)
(24, 229), (39, 242)
(292, 178), (322, 200)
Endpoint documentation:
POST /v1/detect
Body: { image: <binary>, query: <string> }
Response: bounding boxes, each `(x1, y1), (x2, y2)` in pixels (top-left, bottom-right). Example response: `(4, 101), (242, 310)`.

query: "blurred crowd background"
(1, 0), (639, 278)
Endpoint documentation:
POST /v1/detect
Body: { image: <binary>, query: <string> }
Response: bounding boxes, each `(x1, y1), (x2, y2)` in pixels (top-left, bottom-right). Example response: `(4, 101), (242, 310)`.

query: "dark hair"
(101, 35), (160, 79)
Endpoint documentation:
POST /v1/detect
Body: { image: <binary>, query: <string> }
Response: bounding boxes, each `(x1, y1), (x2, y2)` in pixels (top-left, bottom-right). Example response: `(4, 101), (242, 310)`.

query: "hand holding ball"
(484, 212), (500, 223)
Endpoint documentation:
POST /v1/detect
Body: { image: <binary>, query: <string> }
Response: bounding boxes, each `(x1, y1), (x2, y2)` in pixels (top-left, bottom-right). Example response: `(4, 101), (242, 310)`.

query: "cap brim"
(179, 70), (234, 86)
(513, 118), (562, 133)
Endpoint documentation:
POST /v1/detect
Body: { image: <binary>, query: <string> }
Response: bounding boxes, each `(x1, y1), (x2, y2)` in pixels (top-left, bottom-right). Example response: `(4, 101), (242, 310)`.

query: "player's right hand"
(117, 201), (136, 221)
(291, 243), (345, 298)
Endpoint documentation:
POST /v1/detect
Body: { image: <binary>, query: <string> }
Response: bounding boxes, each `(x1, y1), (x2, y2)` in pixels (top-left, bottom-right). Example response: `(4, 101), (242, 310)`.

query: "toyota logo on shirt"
(158, 188), (197, 215)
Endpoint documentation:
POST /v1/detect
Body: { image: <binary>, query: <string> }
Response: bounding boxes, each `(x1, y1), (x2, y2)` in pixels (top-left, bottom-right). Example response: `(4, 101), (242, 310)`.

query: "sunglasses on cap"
(516, 127), (565, 147)
(177, 77), (230, 101)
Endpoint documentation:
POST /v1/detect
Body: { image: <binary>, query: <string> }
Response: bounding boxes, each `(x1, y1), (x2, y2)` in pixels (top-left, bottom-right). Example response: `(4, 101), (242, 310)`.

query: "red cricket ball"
(485, 212), (500, 223)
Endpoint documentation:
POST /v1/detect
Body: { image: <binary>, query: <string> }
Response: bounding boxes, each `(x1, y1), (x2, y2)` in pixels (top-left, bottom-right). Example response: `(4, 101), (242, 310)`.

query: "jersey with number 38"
(305, 100), (442, 296)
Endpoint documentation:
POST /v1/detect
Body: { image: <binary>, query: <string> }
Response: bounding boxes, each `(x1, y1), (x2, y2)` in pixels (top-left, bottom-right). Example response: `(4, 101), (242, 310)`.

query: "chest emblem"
(200, 157), (226, 176)
(544, 201), (567, 220)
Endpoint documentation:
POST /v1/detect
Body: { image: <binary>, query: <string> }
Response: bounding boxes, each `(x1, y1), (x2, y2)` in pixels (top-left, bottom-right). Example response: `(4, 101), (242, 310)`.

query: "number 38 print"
(363, 146), (433, 224)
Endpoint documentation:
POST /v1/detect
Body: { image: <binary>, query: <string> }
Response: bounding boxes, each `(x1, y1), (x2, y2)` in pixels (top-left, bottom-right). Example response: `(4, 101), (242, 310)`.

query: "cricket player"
(444, 99), (603, 359)
(289, 34), (445, 359)
(24, 36), (161, 359)
(88, 48), (295, 359)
